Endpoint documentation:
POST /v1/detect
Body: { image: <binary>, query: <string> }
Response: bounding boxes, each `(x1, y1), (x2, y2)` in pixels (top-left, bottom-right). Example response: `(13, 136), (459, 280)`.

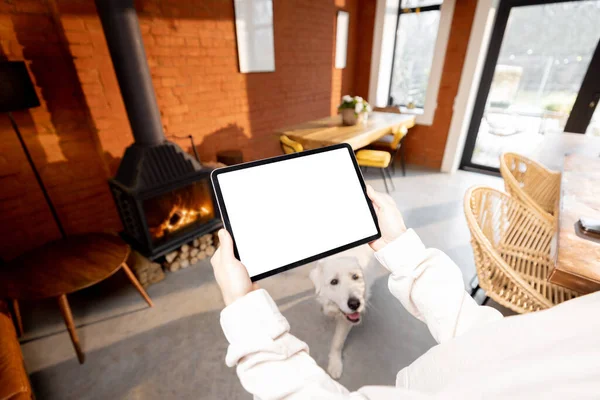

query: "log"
(165, 251), (178, 263)
(170, 261), (181, 272)
(200, 243), (207, 250)
(197, 251), (206, 259)
(190, 257), (198, 264)
(205, 245), (215, 256)
(190, 248), (199, 257)
(127, 250), (165, 287)
(180, 244), (190, 253)
(148, 272), (165, 285)
(193, 239), (200, 248)
(180, 259), (190, 268)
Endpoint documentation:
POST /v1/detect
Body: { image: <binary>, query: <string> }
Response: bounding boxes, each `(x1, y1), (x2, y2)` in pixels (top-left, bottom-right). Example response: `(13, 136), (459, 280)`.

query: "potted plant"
(338, 95), (372, 126)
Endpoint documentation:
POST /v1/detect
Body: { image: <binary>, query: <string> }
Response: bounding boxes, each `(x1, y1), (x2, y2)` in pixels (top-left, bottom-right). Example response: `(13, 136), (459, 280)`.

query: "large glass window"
(388, 1), (443, 108)
(469, 1), (600, 168)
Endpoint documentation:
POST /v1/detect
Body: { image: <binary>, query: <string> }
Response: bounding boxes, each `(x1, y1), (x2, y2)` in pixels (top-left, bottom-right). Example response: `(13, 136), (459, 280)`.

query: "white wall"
(368, 0), (399, 108)
(441, 0), (499, 173)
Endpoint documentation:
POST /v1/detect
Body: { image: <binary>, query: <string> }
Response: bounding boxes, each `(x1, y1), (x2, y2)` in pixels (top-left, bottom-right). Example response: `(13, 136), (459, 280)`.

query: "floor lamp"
(0, 61), (66, 238)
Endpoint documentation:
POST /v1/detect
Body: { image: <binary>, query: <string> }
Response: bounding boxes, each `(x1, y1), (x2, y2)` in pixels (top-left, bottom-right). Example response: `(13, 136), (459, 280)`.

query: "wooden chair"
(500, 153), (560, 224)
(464, 186), (578, 314)
(0, 300), (32, 399)
(355, 149), (394, 193)
(280, 135), (303, 154)
(368, 106), (408, 176)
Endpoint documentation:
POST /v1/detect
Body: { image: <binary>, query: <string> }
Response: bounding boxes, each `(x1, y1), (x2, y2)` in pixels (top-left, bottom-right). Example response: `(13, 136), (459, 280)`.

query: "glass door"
(461, 0), (600, 172)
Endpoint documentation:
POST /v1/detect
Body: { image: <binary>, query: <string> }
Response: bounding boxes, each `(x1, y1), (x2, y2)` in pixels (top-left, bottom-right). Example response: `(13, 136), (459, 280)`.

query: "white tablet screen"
(214, 147), (379, 279)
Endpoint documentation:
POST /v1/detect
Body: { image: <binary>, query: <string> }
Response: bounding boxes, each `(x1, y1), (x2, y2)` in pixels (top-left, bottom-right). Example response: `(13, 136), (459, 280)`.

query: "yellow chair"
(464, 186), (578, 314)
(499, 153), (560, 224)
(355, 149), (394, 193)
(368, 106), (409, 176)
(368, 126), (408, 176)
(280, 135), (303, 154)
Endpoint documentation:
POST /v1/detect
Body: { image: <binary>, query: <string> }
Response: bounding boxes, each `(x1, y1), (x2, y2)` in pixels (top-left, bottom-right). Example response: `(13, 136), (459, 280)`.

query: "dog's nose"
(347, 298), (360, 311)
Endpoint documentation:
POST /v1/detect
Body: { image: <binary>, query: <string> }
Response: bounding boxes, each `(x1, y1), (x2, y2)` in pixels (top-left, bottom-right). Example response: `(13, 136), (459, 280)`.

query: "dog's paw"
(327, 356), (343, 379)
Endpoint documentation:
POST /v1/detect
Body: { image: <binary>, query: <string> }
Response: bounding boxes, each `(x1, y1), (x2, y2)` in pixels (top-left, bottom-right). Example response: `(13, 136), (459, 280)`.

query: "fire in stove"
(143, 180), (216, 245)
(149, 203), (211, 240)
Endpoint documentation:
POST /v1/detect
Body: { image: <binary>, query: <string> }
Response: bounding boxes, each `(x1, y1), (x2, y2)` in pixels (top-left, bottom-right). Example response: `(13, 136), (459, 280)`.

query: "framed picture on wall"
(335, 10), (349, 69)
(233, 0), (276, 73)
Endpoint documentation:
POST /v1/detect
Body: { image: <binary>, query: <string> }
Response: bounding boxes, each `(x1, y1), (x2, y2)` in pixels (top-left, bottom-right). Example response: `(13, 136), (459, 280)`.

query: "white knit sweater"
(220, 229), (600, 399)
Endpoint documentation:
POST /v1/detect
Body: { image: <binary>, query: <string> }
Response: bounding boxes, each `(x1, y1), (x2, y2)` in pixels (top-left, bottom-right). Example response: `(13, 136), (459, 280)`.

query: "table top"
(551, 154), (600, 294)
(0, 233), (130, 300)
(277, 112), (416, 150)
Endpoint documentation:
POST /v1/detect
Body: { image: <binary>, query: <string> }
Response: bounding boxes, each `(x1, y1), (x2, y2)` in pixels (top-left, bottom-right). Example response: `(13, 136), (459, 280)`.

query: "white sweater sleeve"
(220, 289), (361, 400)
(374, 229), (503, 344)
(221, 289), (436, 399)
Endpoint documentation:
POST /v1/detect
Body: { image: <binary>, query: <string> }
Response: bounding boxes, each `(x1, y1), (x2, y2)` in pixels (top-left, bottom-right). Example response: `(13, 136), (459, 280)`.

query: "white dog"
(309, 247), (373, 379)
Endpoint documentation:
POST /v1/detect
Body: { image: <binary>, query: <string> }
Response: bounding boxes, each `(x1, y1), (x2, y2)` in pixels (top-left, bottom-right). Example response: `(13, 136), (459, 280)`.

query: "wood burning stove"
(97, 0), (221, 259)
(108, 142), (221, 259)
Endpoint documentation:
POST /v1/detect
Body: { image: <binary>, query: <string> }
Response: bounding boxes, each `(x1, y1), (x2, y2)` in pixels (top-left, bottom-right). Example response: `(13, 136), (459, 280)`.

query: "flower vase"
(341, 108), (366, 126)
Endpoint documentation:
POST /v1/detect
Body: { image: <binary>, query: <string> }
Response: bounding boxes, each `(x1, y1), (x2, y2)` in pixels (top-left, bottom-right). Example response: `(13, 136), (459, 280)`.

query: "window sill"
(391, 106), (433, 126)
(397, 106), (425, 115)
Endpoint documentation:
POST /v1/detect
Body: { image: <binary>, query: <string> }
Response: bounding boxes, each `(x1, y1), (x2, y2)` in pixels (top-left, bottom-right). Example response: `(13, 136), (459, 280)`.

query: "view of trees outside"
(472, 0), (600, 168)
(401, 0), (444, 9)
(389, 2), (443, 107)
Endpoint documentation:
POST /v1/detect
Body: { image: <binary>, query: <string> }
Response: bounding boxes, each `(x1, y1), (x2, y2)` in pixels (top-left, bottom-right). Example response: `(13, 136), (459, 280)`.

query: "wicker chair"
(464, 186), (578, 314)
(500, 153), (561, 224)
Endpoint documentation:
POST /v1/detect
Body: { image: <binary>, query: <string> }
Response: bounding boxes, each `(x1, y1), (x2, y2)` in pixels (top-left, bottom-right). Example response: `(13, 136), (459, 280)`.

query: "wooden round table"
(0, 233), (153, 364)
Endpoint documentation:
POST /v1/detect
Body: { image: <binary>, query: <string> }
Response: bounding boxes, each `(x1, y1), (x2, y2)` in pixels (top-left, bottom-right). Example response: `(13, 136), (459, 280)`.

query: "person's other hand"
(366, 185), (407, 251)
(211, 229), (258, 306)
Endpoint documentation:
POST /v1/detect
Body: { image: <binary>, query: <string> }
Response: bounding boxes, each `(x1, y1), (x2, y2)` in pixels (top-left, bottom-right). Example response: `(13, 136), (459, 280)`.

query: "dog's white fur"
(309, 246), (374, 379)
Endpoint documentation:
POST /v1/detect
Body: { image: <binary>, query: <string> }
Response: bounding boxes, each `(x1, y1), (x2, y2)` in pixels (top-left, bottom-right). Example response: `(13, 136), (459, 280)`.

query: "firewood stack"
(127, 250), (165, 287)
(163, 233), (217, 272)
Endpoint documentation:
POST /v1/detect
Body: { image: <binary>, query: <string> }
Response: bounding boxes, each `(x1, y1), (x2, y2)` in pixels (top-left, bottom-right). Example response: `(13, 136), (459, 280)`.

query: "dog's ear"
(309, 262), (323, 294)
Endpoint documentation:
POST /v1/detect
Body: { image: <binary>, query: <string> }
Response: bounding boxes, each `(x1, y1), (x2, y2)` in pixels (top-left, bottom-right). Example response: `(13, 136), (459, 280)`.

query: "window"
(389, 1), (443, 109)
(369, 0), (454, 125)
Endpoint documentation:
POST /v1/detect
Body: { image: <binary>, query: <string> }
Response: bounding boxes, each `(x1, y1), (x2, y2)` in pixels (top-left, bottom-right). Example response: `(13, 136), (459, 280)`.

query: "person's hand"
(211, 229), (258, 306)
(366, 185), (407, 251)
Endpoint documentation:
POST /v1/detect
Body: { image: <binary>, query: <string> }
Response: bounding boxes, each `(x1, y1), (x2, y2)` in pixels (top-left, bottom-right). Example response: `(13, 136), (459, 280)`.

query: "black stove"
(97, 0), (221, 259)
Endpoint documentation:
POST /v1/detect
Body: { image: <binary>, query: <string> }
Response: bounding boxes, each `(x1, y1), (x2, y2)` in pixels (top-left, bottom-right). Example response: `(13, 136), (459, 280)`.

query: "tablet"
(211, 144), (380, 281)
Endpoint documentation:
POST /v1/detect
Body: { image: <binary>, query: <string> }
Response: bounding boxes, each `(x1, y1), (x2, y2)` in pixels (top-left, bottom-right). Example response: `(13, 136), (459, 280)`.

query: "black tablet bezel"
(210, 143), (381, 282)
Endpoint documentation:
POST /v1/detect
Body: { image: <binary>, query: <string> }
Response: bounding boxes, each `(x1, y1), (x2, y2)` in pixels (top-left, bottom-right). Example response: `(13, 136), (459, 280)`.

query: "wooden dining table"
(276, 111), (416, 150)
(550, 153), (600, 294)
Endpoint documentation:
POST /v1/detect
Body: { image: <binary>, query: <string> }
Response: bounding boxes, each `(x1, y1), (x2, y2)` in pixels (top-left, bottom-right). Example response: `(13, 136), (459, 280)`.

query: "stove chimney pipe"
(95, 0), (164, 146)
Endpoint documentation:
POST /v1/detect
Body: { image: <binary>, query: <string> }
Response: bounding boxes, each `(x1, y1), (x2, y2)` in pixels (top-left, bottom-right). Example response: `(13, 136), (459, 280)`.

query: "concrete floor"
(20, 167), (512, 399)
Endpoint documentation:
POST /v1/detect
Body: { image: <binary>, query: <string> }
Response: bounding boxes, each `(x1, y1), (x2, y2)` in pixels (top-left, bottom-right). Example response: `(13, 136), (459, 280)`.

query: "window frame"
(387, 4), (443, 109)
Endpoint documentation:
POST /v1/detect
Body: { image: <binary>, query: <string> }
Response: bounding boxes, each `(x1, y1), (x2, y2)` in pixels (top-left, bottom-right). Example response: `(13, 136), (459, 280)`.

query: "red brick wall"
(0, 0), (370, 260)
(0, 0), (120, 260)
(353, 0), (376, 99)
(53, 0), (366, 165)
(402, 0), (478, 169)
